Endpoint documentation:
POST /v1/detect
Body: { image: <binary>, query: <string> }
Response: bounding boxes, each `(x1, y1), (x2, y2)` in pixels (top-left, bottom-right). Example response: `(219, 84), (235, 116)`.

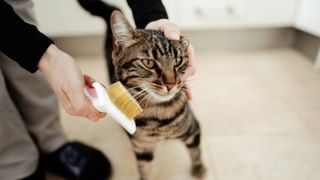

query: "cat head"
(110, 11), (189, 105)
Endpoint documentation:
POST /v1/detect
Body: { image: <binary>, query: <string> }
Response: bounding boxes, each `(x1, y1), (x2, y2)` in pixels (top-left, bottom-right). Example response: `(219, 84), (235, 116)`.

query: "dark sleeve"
(127, 0), (168, 29)
(0, 0), (53, 73)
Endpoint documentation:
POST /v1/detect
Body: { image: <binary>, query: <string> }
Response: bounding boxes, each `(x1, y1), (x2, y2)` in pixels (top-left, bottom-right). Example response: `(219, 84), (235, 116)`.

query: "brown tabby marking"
(110, 11), (206, 180)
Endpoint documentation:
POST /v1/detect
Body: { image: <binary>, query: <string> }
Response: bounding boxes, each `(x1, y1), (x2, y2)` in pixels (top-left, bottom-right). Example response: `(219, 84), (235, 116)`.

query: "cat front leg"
(131, 138), (155, 180)
(181, 121), (206, 178)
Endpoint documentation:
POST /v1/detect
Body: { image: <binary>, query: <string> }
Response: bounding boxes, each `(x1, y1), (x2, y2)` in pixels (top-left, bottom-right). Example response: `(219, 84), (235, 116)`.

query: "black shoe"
(42, 141), (112, 180)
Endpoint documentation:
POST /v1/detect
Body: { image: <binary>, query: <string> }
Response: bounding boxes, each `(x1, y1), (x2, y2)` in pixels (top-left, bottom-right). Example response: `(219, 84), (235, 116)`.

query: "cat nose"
(165, 84), (175, 91)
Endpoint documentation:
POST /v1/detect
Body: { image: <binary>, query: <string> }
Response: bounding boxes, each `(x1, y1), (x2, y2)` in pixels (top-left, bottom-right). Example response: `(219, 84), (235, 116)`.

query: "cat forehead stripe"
(150, 36), (181, 59)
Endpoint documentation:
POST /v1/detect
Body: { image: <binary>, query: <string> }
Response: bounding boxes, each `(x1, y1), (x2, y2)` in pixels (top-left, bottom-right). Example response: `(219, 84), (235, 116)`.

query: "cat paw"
(191, 164), (206, 178)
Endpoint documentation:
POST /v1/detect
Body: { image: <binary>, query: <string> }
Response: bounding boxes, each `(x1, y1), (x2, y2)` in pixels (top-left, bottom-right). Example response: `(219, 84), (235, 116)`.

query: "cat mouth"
(146, 89), (176, 102)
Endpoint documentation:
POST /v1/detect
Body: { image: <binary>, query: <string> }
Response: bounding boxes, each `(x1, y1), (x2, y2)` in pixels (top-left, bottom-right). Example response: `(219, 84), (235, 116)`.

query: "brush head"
(106, 82), (142, 119)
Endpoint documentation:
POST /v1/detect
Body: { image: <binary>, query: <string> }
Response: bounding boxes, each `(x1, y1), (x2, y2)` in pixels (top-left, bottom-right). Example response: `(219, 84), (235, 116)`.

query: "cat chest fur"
(133, 101), (194, 141)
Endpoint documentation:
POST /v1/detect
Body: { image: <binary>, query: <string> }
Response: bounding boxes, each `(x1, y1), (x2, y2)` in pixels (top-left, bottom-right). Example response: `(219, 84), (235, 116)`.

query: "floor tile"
(151, 140), (215, 180)
(189, 49), (308, 136)
(246, 49), (320, 129)
(207, 134), (320, 180)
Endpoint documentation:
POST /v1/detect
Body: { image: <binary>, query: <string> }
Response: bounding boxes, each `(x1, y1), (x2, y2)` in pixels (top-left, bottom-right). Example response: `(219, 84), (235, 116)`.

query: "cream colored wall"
(163, 0), (298, 30)
(33, 0), (134, 37)
(33, 0), (102, 36)
(33, 0), (299, 37)
(294, 0), (320, 37)
(32, 0), (320, 37)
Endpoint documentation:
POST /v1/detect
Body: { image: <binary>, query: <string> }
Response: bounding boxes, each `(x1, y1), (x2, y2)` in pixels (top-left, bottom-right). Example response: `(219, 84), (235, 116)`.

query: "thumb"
(146, 19), (180, 40)
(163, 24), (180, 40)
(165, 30), (180, 40)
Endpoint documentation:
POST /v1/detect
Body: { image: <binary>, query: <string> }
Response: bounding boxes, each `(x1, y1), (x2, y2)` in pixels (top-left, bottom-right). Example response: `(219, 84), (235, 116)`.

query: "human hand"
(38, 44), (106, 121)
(146, 19), (196, 100)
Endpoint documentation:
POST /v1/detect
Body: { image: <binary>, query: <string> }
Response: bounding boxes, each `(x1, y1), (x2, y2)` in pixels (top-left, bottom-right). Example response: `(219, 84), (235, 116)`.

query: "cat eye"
(142, 59), (155, 69)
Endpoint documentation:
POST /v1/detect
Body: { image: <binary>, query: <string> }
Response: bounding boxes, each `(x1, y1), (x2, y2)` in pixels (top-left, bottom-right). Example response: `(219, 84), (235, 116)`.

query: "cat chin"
(146, 89), (176, 102)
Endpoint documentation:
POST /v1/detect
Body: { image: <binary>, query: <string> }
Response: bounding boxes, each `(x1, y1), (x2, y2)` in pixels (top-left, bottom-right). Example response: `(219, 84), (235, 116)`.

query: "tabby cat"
(78, 1), (206, 179)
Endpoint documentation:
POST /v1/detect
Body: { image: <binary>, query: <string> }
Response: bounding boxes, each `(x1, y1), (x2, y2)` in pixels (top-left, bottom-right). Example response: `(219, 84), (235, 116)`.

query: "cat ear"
(111, 10), (135, 47)
(180, 37), (190, 50)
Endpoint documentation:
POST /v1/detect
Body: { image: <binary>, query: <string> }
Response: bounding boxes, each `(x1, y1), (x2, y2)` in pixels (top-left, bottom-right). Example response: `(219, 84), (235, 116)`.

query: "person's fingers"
(83, 75), (108, 119)
(57, 87), (105, 120)
(185, 84), (193, 100)
(38, 44), (105, 121)
(164, 28), (180, 40)
(182, 45), (196, 81)
(83, 74), (107, 120)
(146, 19), (180, 40)
(162, 21), (180, 40)
(182, 45), (196, 101)
(63, 79), (104, 121)
(63, 69), (86, 114)
(87, 112), (100, 122)
(56, 89), (76, 116)
(187, 45), (196, 75)
(66, 89), (105, 121)
(64, 78), (87, 113)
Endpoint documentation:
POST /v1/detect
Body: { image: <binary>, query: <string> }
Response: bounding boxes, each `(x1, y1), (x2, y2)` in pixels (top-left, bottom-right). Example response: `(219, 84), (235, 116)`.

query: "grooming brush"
(84, 80), (142, 134)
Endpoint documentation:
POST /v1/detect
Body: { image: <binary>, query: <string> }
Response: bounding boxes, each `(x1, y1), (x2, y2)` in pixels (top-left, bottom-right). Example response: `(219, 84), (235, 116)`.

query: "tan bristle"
(106, 82), (143, 119)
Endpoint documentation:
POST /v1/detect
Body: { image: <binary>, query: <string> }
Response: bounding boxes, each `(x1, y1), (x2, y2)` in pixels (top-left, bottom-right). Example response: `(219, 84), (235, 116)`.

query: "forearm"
(127, 0), (168, 28)
(0, 0), (53, 73)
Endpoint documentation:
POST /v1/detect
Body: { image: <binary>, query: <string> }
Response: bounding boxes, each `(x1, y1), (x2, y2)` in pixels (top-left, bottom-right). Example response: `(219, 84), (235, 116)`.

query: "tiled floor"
(58, 48), (320, 180)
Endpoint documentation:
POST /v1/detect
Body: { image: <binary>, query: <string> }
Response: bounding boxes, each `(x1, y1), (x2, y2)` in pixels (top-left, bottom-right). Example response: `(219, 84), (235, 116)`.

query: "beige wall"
(33, 0), (299, 37)
(294, 0), (320, 37)
(33, 0), (134, 37)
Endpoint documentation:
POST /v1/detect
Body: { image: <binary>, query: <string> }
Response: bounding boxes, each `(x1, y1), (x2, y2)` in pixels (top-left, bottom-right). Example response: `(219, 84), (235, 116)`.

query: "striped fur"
(110, 11), (206, 179)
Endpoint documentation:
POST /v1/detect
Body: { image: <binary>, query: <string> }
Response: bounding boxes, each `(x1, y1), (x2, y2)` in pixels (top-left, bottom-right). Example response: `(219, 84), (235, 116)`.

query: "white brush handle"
(84, 82), (136, 134)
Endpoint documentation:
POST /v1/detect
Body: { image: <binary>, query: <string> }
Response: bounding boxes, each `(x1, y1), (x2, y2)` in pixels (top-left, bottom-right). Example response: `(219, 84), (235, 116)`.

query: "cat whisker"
(184, 81), (209, 90)
(108, 85), (144, 101)
(180, 81), (206, 90)
(183, 79), (207, 86)
(181, 85), (202, 93)
(183, 78), (208, 85)
(116, 89), (148, 111)
(138, 93), (150, 106)
(131, 88), (146, 96)
(181, 83), (203, 90)
(181, 86), (202, 97)
(132, 90), (148, 100)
